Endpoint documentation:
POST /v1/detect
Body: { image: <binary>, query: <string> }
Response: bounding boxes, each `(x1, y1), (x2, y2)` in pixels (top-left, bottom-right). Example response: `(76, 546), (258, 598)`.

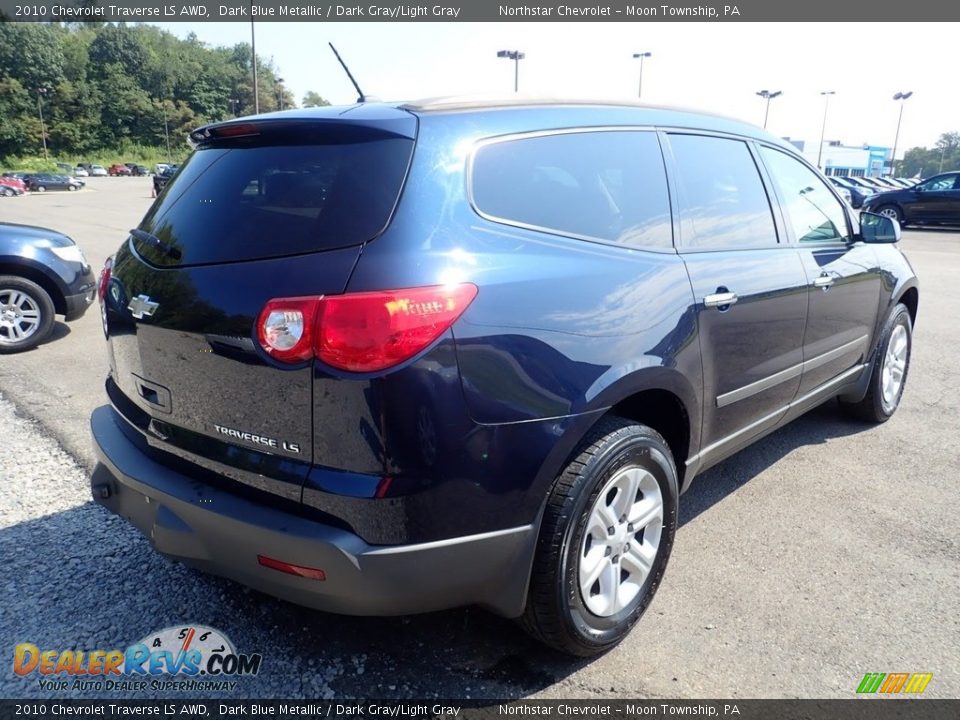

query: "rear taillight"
(98, 256), (113, 303)
(256, 284), (478, 372)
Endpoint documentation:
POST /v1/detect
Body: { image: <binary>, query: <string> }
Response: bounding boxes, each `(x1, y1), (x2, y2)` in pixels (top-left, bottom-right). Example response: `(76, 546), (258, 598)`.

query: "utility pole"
(890, 91), (913, 178)
(633, 52), (652, 100)
(37, 88), (49, 161)
(497, 50), (525, 93)
(755, 89), (782, 129)
(250, 15), (259, 113)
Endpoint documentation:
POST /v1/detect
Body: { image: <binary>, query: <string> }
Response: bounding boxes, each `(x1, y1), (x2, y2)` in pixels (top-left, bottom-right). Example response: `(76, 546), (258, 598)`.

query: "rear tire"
(1, 187), (13, 197)
(521, 417), (678, 657)
(35, 185), (46, 193)
(840, 303), (912, 423)
(0, 276), (56, 353)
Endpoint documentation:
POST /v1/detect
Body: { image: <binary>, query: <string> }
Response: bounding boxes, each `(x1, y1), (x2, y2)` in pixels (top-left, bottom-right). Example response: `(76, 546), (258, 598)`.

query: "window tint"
(136, 135), (413, 267)
(759, 146), (850, 243)
(471, 131), (672, 249)
(669, 134), (777, 249)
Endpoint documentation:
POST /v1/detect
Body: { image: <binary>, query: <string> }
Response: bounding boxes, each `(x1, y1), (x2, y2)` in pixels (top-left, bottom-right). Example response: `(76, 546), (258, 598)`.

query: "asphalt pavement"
(1, 178), (958, 699)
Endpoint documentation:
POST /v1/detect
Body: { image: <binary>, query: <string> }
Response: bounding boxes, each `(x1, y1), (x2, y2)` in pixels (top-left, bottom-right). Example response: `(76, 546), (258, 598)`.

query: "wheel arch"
(533, 368), (700, 504)
(896, 284), (919, 327)
(0, 259), (68, 315)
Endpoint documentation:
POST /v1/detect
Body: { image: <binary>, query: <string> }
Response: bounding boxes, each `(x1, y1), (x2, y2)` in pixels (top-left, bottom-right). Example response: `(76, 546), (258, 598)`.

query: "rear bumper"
(90, 405), (536, 618)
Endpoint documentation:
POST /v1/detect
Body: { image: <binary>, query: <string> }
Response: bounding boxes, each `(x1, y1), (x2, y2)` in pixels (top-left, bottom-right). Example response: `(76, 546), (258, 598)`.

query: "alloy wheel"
(0, 288), (42, 345)
(579, 466), (663, 617)
(881, 324), (908, 410)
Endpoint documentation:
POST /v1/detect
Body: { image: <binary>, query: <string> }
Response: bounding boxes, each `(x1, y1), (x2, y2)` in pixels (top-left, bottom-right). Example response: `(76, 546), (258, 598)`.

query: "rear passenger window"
(759, 146), (850, 243)
(471, 131), (672, 249)
(669, 134), (777, 250)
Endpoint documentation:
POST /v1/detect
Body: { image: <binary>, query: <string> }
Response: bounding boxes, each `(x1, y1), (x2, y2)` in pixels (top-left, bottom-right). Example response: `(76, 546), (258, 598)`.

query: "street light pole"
(250, 15), (259, 113)
(36, 88), (49, 161)
(277, 77), (284, 111)
(817, 91), (836, 171)
(755, 89), (782, 129)
(496, 50), (525, 93)
(890, 91), (913, 178)
(633, 52), (652, 100)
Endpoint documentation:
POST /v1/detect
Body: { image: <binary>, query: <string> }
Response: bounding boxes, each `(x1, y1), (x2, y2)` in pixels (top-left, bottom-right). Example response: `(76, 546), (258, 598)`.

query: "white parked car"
(74, 167), (89, 177)
(90, 165), (108, 177)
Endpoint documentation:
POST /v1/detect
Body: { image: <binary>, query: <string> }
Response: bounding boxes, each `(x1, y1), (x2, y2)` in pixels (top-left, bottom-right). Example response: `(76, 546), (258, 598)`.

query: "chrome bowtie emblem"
(128, 294), (159, 319)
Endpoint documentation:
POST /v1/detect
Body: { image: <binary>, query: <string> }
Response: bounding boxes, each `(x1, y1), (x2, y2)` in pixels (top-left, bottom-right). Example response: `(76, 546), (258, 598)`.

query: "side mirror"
(860, 212), (901, 243)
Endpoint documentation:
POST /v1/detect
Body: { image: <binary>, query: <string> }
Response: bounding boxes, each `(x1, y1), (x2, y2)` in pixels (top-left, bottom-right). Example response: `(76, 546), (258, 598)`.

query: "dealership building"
(784, 139), (892, 177)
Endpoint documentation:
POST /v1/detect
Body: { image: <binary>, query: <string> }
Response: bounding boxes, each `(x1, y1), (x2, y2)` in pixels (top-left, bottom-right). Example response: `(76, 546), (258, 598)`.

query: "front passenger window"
(760, 146), (850, 244)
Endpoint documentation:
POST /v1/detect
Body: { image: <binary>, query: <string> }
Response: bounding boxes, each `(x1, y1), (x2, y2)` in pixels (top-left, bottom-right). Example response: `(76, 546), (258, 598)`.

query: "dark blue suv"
(91, 99), (918, 656)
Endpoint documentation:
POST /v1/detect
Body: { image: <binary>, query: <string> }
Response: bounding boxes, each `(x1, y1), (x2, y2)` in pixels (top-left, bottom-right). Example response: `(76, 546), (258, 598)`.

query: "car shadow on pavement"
(679, 399), (872, 527)
(1, 400), (877, 700)
(39, 321), (72, 347)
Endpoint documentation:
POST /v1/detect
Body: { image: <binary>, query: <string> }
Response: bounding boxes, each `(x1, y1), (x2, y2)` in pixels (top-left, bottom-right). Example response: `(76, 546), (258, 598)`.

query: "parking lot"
(1, 177), (958, 699)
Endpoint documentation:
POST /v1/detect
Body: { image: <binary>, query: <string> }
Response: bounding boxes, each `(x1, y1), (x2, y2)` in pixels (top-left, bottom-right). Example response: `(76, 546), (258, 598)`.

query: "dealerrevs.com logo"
(13, 625), (262, 693)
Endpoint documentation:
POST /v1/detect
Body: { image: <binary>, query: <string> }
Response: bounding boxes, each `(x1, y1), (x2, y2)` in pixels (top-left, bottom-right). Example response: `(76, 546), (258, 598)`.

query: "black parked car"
(864, 171), (960, 226)
(91, 100), (919, 657)
(0, 222), (96, 352)
(151, 164), (178, 195)
(27, 173), (83, 192)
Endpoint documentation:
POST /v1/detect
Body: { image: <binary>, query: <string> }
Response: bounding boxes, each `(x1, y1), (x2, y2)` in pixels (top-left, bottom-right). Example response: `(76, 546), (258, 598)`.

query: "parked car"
(828, 177), (872, 209)
(0, 177), (27, 196)
(26, 173), (83, 192)
(151, 164), (178, 195)
(859, 177), (895, 193)
(125, 164), (149, 176)
(90, 165), (108, 177)
(74, 167), (89, 177)
(834, 185), (853, 206)
(108, 163), (132, 177)
(863, 171), (960, 226)
(154, 163), (171, 175)
(0, 222), (96, 352)
(91, 100), (919, 657)
(2, 171), (31, 183)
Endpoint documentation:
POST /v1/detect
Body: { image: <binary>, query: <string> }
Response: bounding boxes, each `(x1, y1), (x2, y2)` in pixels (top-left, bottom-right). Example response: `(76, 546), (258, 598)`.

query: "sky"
(153, 21), (956, 155)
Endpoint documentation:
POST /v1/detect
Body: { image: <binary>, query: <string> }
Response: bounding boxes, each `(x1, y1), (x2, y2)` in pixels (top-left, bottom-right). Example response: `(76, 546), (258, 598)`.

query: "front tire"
(876, 204), (904, 226)
(0, 276), (56, 353)
(35, 185), (46, 193)
(840, 303), (912, 423)
(521, 417), (678, 657)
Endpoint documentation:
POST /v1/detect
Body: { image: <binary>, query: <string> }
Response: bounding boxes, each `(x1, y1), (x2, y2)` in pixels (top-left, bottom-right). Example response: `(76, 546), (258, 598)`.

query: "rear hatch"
(104, 108), (416, 501)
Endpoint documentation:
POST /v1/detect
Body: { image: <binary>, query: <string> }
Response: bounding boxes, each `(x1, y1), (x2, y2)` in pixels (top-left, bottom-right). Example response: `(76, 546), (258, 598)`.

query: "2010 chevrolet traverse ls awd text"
(91, 99), (918, 656)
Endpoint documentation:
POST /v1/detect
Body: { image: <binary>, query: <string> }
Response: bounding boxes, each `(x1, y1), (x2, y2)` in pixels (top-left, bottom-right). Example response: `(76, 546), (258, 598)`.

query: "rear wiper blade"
(130, 229), (182, 261)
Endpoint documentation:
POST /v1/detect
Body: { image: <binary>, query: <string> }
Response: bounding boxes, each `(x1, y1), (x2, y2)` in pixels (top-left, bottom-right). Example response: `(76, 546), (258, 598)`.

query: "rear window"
(135, 131), (414, 267)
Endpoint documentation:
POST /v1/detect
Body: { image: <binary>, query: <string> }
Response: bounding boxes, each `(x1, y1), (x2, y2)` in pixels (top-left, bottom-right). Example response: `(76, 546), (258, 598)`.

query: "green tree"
(899, 132), (960, 178)
(302, 91), (331, 108)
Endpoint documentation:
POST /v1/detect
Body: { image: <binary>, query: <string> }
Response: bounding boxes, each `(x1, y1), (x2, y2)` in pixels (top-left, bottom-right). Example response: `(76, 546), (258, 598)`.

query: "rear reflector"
(256, 296), (319, 362)
(257, 284), (478, 372)
(257, 555), (326, 581)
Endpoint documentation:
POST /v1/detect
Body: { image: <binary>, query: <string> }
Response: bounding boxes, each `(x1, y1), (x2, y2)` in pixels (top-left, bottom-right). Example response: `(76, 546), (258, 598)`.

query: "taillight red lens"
(316, 284), (478, 372)
(256, 284), (478, 371)
(97, 256), (113, 303)
(256, 296), (319, 362)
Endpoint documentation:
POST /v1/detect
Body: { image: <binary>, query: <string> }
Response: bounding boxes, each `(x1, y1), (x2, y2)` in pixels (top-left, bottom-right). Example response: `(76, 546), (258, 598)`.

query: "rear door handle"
(813, 275), (834, 289)
(703, 292), (738, 308)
